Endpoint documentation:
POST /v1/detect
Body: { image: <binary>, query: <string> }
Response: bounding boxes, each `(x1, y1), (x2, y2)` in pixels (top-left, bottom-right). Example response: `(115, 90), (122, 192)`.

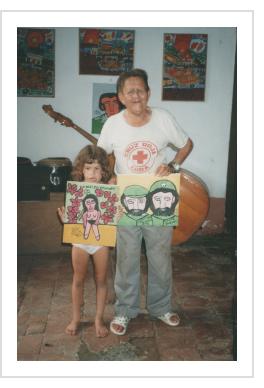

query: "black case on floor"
(17, 158), (50, 201)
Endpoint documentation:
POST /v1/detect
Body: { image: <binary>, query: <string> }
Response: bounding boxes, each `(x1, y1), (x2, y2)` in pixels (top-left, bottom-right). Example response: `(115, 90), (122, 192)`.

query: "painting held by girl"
(57, 145), (112, 337)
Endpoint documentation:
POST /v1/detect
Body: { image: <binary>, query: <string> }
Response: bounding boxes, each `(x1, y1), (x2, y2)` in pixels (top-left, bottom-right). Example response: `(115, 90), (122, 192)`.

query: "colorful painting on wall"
(92, 83), (123, 135)
(162, 33), (208, 101)
(63, 181), (120, 247)
(117, 174), (181, 227)
(79, 29), (135, 75)
(17, 28), (55, 97)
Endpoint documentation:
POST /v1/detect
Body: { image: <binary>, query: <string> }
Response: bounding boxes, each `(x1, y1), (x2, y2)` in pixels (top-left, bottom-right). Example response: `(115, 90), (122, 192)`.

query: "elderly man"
(98, 68), (193, 335)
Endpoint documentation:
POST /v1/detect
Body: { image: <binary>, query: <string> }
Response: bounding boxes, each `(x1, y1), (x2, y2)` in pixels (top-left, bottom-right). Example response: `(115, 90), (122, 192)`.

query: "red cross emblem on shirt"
(132, 150), (148, 164)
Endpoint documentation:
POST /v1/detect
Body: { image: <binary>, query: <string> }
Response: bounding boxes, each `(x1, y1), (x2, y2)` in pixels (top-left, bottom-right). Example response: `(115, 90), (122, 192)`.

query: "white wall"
(17, 27), (236, 198)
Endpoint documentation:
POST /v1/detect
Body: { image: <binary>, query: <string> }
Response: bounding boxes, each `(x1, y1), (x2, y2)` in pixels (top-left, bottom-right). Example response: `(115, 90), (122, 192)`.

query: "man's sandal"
(110, 316), (131, 336)
(157, 312), (180, 327)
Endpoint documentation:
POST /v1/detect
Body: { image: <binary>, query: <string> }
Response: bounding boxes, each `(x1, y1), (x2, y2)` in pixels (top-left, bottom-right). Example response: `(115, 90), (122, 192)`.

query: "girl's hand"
(57, 206), (65, 224)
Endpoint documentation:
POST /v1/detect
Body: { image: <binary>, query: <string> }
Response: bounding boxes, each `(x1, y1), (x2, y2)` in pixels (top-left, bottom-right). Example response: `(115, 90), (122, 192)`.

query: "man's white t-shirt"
(97, 107), (189, 175)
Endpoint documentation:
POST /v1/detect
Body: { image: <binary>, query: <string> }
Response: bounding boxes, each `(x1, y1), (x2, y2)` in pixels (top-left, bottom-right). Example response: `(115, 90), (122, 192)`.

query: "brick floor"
(17, 234), (236, 361)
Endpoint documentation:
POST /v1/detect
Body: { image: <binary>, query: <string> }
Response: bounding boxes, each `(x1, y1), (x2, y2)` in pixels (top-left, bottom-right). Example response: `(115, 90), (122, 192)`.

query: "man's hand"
(155, 163), (172, 177)
(108, 175), (117, 184)
(155, 138), (193, 177)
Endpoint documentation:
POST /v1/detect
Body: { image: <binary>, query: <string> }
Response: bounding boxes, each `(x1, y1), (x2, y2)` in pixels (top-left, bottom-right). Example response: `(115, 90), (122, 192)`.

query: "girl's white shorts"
(72, 243), (103, 255)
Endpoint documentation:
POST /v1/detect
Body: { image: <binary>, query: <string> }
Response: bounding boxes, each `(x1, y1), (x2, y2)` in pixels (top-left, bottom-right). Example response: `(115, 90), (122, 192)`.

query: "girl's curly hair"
(71, 144), (111, 183)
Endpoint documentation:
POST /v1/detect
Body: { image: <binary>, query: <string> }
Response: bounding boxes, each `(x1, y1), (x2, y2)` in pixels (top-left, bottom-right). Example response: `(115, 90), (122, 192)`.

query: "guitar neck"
(72, 124), (98, 145)
(42, 105), (98, 145)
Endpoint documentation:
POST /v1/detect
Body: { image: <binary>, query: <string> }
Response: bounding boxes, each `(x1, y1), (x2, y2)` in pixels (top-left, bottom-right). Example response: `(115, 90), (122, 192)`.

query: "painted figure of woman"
(82, 194), (101, 240)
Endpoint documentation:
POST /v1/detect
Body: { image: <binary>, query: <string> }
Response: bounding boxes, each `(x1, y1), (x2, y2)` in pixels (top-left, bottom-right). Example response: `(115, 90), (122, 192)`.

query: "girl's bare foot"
(65, 320), (80, 335)
(95, 318), (109, 338)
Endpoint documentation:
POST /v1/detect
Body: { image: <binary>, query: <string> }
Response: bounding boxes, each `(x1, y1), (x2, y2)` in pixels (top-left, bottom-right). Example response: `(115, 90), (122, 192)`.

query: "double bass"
(42, 104), (209, 245)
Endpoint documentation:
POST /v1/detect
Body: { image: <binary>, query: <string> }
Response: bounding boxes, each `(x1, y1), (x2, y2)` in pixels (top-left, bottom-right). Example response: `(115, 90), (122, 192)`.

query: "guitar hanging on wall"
(42, 104), (209, 245)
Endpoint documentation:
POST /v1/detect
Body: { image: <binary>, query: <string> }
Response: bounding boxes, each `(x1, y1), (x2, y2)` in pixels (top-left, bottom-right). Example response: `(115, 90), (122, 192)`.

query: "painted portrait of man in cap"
(148, 180), (179, 226)
(118, 185), (152, 226)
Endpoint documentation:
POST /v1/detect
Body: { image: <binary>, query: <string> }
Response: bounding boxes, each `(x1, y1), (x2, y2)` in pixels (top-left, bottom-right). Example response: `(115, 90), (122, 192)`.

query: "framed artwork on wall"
(79, 28), (135, 75)
(162, 33), (208, 101)
(17, 28), (55, 97)
(91, 83), (123, 134)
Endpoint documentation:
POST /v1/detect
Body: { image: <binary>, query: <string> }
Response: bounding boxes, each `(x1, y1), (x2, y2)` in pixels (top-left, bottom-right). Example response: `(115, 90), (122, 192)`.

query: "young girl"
(57, 145), (112, 338)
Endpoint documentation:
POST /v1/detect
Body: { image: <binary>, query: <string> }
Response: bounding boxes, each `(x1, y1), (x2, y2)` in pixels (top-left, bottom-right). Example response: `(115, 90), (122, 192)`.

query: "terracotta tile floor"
(17, 234), (236, 361)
